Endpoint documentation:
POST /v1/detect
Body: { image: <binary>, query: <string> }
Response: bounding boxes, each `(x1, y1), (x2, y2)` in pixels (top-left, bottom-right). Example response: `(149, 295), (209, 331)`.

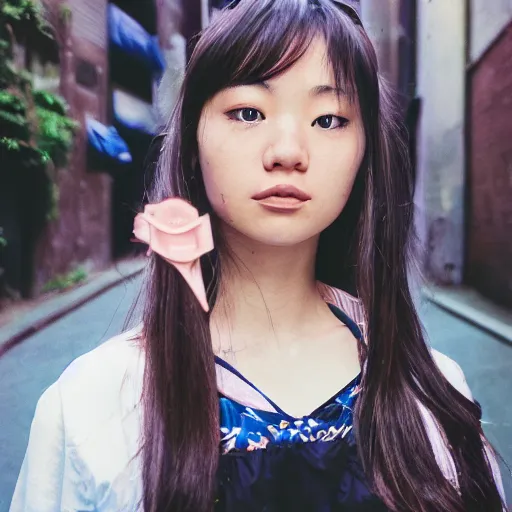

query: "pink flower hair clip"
(132, 198), (214, 312)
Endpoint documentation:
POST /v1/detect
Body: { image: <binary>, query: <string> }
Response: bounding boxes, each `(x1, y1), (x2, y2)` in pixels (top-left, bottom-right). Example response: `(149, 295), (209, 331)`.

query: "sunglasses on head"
(224, 0), (363, 27)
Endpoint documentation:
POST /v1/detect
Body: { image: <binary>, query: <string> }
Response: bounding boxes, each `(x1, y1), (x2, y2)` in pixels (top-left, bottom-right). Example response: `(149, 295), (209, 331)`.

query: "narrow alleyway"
(419, 298), (512, 503)
(0, 278), (510, 509)
(0, 276), (142, 511)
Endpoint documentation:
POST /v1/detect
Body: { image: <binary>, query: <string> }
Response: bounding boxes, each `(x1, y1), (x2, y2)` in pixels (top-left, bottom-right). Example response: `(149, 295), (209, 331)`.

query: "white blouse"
(10, 289), (506, 511)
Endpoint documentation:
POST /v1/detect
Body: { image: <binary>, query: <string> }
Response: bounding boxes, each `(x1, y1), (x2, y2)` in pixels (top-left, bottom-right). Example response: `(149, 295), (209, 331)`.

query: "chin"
(254, 233), (311, 247)
(235, 222), (323, 248)
(216, 208), (334, 247)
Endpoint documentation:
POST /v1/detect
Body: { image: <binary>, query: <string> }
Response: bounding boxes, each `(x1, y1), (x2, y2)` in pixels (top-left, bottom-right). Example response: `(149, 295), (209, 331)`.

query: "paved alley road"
(419, 298), (512, 503)
(0, 279), (510, 509)
(0, 274), (143, 511)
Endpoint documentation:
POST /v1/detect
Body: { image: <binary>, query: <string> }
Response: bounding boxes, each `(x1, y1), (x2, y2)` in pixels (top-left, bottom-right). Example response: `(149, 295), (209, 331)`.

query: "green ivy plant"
(0, 0), (76, 219)
(58, 4), (72, 24)
(2, 0), (51, 34)
(42, 266), (88, 293)
(34, 90), (78, 168)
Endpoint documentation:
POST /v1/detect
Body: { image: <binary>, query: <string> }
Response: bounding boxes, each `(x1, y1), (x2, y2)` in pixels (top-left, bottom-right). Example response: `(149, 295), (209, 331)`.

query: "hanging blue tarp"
(86, 117), (132, 164)
(108, 4), (165, 75)
(113, 89), (158, 136)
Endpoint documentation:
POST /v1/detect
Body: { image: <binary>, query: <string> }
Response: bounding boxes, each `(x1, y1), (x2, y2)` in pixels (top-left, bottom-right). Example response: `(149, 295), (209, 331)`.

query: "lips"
(251, 184), (311, 201)
(252, 184), (311, 213)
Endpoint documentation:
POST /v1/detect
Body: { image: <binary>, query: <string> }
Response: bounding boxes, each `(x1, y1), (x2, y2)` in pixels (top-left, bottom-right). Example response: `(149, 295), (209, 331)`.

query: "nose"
(263, 121), (309, 173)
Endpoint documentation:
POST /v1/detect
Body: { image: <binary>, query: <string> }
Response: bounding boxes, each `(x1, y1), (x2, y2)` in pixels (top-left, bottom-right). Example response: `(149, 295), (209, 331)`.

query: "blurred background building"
(0, 0), (201, 301)
(362, 0), (512, 311)
(0, 0), (511, 505)
(1, 0), (511, 314)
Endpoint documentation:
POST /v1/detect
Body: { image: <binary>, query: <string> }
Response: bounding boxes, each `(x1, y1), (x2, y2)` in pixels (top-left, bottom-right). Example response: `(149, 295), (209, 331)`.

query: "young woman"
(11, 1), (507, 511)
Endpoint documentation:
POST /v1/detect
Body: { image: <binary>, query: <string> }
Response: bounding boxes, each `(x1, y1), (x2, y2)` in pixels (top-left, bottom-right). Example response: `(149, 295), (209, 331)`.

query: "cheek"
(329, 164), (359, 207)
(200, 154), (229, 214)
(198, 119), (228, 208)
(316, 136), (365, 217)
(316, 180), (356, 230)
(198, 140), (244, 224)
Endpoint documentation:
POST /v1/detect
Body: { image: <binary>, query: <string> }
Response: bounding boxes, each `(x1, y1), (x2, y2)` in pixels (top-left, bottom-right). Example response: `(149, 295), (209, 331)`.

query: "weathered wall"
(469, 0), (512, 64)
(31, 0), (206, 294)
(35, 0), (111, 292)
(182, 0), (202, 59)
(155, 0), (186, 126)
(414, 0), (466, 284)
(361, 0), (400, 86)
(467, 24), (512, 306)
(363, 0), (512, 306)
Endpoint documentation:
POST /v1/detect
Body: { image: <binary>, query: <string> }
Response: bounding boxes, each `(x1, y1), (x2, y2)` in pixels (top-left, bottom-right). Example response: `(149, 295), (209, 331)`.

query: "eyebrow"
(309, 84), (345, 97)
(233, 81), (345, 97)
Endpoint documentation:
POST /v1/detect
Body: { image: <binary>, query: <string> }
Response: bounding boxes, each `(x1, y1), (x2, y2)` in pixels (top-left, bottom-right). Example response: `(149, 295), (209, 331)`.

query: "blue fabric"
(218, 374), (360, 452)
(214, 305), (389, 511)
(216, 438), (388, 511)
(108, 4), (165, 74)
(112, 89), (158, 136)
(86, 117), (132, 163)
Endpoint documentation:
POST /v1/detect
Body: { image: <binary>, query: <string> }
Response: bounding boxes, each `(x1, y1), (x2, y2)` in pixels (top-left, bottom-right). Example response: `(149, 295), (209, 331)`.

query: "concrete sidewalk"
(0, 258), (146, 357)
(1, 262), (510, 358)
(422, 284), (512, 345)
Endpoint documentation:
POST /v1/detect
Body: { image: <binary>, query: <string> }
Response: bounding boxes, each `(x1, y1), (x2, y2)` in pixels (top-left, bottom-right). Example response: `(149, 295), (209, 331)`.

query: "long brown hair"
(138, 0), (505, 510)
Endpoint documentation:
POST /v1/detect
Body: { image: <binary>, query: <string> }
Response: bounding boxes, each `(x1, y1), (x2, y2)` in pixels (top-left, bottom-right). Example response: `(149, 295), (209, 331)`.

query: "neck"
(211, 224), (325, 352)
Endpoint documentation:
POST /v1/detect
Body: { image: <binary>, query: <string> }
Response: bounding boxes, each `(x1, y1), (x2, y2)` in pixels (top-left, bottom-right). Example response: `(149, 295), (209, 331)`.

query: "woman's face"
(197, 37), (366, 247)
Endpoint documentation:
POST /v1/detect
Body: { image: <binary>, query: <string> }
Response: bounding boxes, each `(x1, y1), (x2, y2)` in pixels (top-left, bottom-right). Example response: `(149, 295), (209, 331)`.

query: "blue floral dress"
(214, 304), (389, 511)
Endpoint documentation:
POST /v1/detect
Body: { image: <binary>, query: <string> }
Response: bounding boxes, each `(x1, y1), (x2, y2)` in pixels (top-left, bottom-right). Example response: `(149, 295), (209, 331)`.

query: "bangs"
(188, 0), (365, 105)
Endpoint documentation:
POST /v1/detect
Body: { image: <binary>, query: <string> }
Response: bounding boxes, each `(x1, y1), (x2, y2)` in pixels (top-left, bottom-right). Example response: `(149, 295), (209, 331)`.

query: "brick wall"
(467, 23), (512, 307)
(31, 0), (196, 295)
(34, 0), (111, 293)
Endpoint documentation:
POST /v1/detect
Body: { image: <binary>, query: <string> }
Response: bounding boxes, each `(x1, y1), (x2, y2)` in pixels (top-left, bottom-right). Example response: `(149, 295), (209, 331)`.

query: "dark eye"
(229, 108), (264, 123)
(314, 115), (349, 130)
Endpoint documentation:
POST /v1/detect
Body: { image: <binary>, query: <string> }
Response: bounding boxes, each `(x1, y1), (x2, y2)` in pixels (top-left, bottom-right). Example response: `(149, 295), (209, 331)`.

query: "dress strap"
(215, 303), (363, 420)
(214, 356), (291, 417)
(327, 303), (364, 342)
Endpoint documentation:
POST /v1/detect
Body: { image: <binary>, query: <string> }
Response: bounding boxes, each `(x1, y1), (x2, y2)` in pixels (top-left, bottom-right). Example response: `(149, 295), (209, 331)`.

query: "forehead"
(267, 37), (334, 87)
(205, 35), (348, 108)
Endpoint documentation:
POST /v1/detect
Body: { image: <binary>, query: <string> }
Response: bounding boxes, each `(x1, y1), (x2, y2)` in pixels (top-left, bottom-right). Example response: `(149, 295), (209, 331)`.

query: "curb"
(0, 258), (146, 357)
(422, 284), (512, 344)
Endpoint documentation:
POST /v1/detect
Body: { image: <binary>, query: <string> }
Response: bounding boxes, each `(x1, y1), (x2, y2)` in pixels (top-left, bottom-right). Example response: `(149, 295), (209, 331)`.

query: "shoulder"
(55, 325), (145, 443)
(319, 283), (474, 402)
(12, 327), (146, 510)
(318, 283), (367, 337)
(423, 350), (507, 502)
(417, 350), (474, 488)
(58, 324), (143, 387)
(430, 349), (473, 401)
